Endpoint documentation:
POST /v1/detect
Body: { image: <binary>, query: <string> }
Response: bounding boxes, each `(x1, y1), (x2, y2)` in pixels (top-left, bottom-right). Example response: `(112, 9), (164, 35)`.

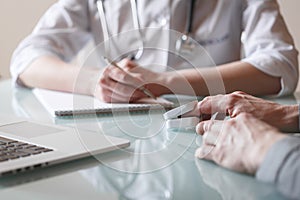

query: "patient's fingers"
(195, 144), (215, 160)
(202, 131), (220, 146)
(196, 120), (224, 135)
(199, 95), (227, 114)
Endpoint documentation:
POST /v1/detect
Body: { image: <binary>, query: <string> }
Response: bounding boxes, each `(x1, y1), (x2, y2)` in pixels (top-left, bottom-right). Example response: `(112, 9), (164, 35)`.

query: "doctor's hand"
(195, 113), (286, 174)
(93, 58), (168, 103)
(187, 91), (298, 132)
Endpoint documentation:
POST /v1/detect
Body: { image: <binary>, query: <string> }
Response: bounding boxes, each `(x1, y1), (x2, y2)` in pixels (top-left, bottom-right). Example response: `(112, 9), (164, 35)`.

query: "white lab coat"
(10, 0), (298, 96)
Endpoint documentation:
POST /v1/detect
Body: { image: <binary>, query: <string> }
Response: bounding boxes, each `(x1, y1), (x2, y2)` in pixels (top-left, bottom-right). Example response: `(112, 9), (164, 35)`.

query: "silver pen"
(103, 57), (157, 100)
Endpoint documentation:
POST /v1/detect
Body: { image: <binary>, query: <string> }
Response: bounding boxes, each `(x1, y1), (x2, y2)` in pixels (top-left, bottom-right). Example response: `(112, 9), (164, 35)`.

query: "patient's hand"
(195, 113), (286, 174)
(186, 91), (298, 132)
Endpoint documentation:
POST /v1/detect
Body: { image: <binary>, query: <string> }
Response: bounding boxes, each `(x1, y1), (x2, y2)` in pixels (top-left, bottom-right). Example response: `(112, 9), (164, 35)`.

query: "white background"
(0, 0), (299, 90)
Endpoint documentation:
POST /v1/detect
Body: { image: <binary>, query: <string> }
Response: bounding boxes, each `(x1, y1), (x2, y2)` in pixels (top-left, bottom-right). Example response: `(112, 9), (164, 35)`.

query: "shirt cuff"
(256, 136), (300, 183)
(242, 53), (298, 97)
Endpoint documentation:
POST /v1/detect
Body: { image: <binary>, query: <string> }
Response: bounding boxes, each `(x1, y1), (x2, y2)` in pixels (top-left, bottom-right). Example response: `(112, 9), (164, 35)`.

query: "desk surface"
(0, 79), (297, 200)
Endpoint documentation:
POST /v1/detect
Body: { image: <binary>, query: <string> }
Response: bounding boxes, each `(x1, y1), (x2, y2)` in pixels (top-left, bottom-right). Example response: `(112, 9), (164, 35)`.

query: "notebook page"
(32, 88), (174, 117)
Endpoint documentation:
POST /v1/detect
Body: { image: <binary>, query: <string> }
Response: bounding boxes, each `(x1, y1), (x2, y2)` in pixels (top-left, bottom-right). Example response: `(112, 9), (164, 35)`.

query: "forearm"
(19, 56), (100, 96)
(274, 104), (299, 133)
(162, 61), (281, 96)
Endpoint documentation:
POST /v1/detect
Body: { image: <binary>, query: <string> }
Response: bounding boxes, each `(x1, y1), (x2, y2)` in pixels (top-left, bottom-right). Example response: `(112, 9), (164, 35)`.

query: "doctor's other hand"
(93, 58), (168, 103)
(189, 91), (298, 132)
(195, 113), (286, 174)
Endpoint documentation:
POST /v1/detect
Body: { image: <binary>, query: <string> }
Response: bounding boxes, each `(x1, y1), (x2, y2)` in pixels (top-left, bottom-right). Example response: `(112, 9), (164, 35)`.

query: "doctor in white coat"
(11, 0), (298, 102)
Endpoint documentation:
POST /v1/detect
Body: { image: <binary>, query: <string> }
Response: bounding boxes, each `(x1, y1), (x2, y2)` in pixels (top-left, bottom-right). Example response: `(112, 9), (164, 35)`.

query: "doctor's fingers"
(104, 64), (143, 86)
(100, 87), (143, 103)
(118, 58), (156, 74)
(99, 78), (145, 100)
(196, 120), (225, 135)
(117, 58), (138, 71)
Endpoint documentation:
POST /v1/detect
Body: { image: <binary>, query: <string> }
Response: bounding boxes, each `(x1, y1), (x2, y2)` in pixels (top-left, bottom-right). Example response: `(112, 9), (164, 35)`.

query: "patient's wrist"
(250, 131), (286, 174)
(277, 104), (299, 132)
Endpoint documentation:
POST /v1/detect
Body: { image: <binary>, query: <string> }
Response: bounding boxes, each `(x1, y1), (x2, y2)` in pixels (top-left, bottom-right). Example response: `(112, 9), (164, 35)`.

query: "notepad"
(32, 88), (174, 117)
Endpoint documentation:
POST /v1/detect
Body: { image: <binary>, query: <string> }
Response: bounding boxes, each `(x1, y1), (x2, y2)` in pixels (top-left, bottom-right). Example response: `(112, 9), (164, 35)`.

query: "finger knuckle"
(102, 95), (111, 103)
(232, 91), (245, 95)
(196, 122), (204, 134)
(226, 119), (236, 127)
(99, 77), (106, 85)
(202, 96), (212, 103)
(119, 59), (133, 69)
(116, 71), (127, 81)
(226, 93), (239, 104)
(122, 58), (131, 65)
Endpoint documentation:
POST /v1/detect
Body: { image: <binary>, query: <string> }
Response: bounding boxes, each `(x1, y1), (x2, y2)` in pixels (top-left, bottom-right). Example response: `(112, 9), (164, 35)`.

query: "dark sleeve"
(256, 136), (300, 199)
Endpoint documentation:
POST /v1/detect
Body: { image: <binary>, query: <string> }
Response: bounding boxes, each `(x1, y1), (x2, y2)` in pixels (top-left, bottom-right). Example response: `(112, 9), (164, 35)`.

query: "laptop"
(0, 118), (130, 176)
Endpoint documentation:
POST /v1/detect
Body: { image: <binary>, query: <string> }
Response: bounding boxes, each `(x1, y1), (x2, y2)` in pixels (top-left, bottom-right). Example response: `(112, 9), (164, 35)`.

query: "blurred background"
(0, 0), (299, 90)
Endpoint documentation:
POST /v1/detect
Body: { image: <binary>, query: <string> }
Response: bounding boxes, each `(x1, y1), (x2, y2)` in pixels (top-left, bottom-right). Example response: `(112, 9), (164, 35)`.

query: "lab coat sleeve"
(256, 136), (300, 199)
(10, 0), (92, 86)
(241, 0), (298, 96)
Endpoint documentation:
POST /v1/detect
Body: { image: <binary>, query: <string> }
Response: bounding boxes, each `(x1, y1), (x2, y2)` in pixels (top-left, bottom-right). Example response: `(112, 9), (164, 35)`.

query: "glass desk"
(0, 79), (297, 200)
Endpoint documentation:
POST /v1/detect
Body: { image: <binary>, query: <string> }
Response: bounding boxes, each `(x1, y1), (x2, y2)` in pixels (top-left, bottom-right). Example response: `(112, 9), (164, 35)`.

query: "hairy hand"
(187, 91), (298, 132)
(195, 113), (286, 174)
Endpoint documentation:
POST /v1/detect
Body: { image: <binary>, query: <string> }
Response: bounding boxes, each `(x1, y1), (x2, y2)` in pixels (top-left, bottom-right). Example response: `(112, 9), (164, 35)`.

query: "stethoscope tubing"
(186, 0), (196, 35)
(96, 0), (195, 57)
(96, 0), (144, 60)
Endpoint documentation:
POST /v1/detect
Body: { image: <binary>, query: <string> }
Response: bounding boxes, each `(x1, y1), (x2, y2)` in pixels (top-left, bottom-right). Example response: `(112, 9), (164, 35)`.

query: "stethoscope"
(96, 0), (196, 59)
(175, 0), (196, 54)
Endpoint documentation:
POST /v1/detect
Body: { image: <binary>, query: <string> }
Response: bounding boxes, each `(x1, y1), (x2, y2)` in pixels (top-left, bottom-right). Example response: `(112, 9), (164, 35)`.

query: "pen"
(103, 57), (157, 100)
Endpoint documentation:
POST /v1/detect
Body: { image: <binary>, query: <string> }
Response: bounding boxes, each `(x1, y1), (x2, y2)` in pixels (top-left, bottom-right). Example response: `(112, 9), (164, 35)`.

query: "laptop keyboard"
(0, 136), (53, 162)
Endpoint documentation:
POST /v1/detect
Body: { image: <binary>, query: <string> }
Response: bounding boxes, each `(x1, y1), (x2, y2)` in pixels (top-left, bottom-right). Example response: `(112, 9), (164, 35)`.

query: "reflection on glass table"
(0, 80), (293, 199)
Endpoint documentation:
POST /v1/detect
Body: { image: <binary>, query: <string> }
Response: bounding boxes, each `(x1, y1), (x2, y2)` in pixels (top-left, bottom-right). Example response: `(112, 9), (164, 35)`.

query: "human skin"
(19, 56), (281, 103)
(195, 113), (286, 174)
(186, 91), (299, 133)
